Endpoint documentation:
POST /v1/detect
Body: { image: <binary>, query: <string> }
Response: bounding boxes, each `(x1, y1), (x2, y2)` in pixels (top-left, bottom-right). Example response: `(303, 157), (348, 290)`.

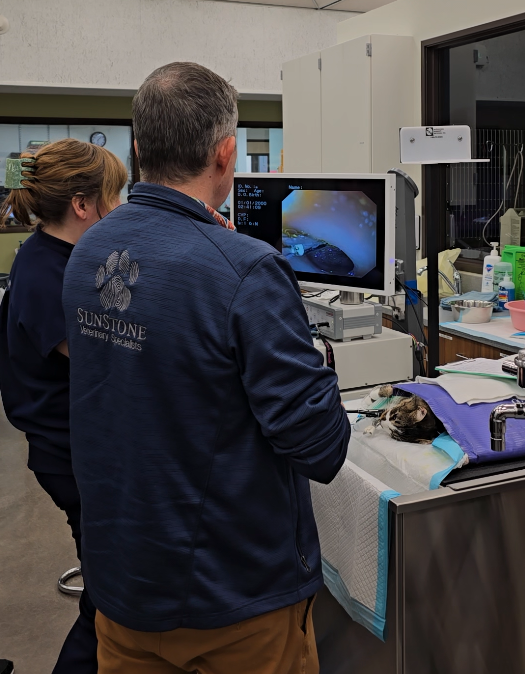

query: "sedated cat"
(363, 385), (445, 445)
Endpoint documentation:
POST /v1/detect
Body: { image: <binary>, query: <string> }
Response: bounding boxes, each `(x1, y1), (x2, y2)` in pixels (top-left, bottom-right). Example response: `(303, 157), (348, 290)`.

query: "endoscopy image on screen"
(282, 190), (377, 278)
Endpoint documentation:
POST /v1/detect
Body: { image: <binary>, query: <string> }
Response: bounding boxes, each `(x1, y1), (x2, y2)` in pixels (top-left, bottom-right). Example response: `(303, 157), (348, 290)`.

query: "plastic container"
(501, 246), (525, 300)
(493, 261), (513, 292)
(505, 300), (525, 331)
(498, 273), (515, 309)
(481, 242), (501, 292)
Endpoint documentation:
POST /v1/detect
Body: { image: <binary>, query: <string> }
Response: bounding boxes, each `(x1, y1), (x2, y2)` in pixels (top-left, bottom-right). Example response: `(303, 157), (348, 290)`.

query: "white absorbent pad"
(417, 373), (525, 406)
(347, 421), (467, 495)
(310, 459), (399, 641)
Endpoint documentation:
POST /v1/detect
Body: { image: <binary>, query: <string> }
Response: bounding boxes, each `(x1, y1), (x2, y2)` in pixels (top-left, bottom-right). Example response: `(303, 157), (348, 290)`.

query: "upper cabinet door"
(321, 36), (372, 174)
(283, 51), (322, 173)
(370, 35), (415, 174)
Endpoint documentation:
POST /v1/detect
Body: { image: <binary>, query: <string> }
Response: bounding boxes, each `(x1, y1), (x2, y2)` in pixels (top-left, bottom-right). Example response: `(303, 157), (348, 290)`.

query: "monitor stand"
(340, 291), (364, 305)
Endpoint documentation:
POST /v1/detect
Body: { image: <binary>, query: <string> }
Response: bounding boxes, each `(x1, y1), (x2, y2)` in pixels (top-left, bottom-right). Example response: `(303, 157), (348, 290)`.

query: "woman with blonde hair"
(0, 138), (127, 673)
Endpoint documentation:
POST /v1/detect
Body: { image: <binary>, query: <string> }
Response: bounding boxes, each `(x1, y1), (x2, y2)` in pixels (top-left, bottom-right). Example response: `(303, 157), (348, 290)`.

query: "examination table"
(314, 450), (525, 674)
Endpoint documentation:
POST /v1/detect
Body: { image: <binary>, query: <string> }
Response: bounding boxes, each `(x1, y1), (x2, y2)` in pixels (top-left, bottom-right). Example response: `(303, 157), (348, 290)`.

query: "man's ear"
(134, 139), (140, 160)
(71, 195), (88, 220)
(215, 136), (236, 174)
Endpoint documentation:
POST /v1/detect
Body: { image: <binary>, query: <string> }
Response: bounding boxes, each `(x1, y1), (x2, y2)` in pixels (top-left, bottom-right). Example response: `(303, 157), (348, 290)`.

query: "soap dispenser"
(482, 242), (501, 292)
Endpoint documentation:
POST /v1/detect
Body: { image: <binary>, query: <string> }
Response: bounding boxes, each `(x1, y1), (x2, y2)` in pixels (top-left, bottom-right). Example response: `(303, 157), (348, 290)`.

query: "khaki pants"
(96, 597), (319, 674)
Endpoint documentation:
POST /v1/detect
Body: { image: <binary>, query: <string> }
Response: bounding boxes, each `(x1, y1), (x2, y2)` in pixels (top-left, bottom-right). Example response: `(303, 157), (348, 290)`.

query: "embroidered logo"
(96, 250), (139, 312)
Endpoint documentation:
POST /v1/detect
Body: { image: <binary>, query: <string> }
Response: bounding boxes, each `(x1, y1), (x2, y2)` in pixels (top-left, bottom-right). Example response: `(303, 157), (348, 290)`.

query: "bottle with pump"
(482, 242), (501, 292)
(499, 272), (515, 309)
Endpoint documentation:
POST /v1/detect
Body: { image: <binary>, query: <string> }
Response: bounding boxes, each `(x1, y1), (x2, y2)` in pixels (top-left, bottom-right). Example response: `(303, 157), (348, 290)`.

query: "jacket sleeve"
(227, 252), (351, 484)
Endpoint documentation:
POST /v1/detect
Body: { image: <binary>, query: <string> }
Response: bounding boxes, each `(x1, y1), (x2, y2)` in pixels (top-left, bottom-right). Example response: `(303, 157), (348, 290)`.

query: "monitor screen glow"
(231, 173), (396, 296)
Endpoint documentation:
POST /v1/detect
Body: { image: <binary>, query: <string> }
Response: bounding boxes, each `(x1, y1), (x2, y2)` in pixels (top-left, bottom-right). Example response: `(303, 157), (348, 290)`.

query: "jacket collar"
(128, 182), (221, 228)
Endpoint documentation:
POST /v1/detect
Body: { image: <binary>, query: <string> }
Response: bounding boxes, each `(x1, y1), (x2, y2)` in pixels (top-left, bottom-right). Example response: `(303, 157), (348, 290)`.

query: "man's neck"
(159, 176), (219, 210)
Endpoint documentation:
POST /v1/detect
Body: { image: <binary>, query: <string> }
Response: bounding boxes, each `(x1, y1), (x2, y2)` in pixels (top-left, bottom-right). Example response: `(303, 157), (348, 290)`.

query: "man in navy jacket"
(63, 62), (350, 674)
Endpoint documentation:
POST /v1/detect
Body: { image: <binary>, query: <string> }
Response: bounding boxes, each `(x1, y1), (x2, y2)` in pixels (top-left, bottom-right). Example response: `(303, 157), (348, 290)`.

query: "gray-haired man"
(63, 62), (350, 674)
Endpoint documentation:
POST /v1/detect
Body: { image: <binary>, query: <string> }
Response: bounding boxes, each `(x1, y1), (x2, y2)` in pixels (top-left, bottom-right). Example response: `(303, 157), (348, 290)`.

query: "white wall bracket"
(400, 125), (489, 165)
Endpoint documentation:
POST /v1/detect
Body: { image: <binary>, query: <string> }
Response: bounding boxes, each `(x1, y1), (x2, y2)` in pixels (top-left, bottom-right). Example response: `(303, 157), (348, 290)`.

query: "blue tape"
(322, 558), (387, 641)
(321, 487), (399, 642)
(374, 490), (399, 636)
(404, 279), (419, 306)
(429, 433), (466, 489)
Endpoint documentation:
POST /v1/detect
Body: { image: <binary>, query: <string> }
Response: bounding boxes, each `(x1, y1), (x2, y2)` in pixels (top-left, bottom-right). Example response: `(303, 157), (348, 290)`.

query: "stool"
(58, 566), (83, 597)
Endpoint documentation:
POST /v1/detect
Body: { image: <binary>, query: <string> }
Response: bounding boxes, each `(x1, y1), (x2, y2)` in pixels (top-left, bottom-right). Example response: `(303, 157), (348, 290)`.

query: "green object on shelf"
(501, 245), (525, 301)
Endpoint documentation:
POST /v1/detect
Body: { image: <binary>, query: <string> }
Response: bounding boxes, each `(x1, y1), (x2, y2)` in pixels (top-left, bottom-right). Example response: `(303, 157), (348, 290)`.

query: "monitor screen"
(231, 174), (396, 295)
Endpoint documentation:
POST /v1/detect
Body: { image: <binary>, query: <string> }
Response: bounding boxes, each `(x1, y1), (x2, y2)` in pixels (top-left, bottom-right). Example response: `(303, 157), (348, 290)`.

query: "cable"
(389, 315), (412, 336)
(301, 289), (330, 298)
(329, 294), (340, 305)
(404, 287), (428, 347)
(482, 149), (521, 247)
(389, 315), (426, 376)
(396, 278), (428, 373)
(396, 277), (428, 307)
(394, 277), (428, 345)
(515, 149), (524, 210)
(415, 343), (427, 377)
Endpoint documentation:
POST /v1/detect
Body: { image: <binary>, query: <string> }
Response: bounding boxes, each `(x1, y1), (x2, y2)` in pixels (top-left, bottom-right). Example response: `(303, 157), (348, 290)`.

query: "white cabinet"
(321, 36), (372, 174)
(283, 34), (415, 174)
(282, 51), (322, 173)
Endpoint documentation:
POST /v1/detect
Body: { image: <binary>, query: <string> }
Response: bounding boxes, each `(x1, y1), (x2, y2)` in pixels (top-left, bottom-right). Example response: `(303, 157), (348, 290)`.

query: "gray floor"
(0, 404), (80, 673)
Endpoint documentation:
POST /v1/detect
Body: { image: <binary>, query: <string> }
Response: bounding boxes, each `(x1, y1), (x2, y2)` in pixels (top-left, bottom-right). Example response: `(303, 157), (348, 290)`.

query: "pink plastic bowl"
(505, 300), (525, 331)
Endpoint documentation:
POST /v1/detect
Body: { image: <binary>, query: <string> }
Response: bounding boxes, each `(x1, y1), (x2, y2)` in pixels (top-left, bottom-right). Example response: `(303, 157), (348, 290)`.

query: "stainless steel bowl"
(451, 300), (494, 324)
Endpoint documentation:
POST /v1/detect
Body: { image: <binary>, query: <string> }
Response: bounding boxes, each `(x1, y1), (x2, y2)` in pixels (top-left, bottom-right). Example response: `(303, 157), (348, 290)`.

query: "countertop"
(385, 304), (523, 353)
(438, 312), (524, 353)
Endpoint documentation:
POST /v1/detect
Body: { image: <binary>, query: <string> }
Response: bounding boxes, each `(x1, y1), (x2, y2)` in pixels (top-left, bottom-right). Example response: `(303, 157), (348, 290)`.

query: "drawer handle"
(455, 354), (469, 360)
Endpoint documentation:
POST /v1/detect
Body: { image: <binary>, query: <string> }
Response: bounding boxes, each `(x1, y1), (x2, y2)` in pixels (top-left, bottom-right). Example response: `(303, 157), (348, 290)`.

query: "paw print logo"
(96, 250), (139, 312)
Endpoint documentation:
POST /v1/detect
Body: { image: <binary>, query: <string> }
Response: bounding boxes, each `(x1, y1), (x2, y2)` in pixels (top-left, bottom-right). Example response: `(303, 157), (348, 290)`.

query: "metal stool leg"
(58, 566), (83, 596)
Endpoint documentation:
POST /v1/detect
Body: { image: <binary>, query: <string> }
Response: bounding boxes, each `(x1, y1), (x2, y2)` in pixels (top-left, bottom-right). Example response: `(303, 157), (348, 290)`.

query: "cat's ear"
(416, 406), (428, 422)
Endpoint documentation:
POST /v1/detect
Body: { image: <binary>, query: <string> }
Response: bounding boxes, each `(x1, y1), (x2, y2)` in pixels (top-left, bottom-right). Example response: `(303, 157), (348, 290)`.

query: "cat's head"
(380, 395), (444, 444)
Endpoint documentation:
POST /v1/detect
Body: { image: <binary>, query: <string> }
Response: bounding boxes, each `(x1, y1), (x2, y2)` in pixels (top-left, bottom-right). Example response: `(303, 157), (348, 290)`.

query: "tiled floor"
(0, 404), (79, 673)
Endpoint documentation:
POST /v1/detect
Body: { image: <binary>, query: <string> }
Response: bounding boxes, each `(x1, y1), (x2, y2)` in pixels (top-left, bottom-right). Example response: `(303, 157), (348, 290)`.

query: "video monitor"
(231, 174), (396, 296)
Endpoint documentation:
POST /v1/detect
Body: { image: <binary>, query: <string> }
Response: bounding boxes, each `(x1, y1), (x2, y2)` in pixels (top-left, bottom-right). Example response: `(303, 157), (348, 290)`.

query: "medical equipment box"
(303, 297), (382, 342)
(314, 328), (414, 391)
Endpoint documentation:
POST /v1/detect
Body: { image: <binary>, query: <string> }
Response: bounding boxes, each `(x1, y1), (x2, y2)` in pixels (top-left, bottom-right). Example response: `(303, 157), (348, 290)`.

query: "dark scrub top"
(0, 227), (73, 474)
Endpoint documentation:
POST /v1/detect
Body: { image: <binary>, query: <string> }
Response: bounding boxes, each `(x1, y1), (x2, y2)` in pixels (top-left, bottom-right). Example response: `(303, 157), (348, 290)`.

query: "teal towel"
(440, 291), (499, 311)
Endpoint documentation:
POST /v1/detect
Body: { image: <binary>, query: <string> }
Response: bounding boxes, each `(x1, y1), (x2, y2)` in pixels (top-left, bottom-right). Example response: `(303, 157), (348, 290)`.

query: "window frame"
(422, 12), (525, 375)
(0, 117), (137, 233)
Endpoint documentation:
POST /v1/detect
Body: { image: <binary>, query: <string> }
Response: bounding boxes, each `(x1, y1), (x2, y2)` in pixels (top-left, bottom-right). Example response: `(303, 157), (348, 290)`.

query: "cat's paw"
(364, 425), (376, 435)
(378, 384), (394, 398)
(361, 386), (383, 408)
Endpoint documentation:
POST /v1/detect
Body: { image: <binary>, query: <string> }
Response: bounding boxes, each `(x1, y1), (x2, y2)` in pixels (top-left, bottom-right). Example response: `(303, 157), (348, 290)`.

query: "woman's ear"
(71, 195), (88, 220)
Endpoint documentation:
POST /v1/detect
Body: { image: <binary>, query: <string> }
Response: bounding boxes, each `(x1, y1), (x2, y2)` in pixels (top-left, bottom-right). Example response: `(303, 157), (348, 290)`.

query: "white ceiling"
(211, 0), (396, 12)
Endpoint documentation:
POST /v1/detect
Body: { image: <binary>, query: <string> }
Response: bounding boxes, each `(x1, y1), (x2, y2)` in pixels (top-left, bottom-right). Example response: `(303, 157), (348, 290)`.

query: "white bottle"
(481, 242), (501, 292)
(498, 272), (515, 309)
